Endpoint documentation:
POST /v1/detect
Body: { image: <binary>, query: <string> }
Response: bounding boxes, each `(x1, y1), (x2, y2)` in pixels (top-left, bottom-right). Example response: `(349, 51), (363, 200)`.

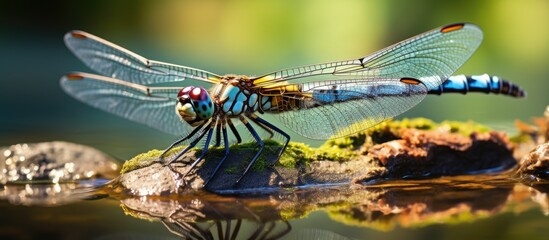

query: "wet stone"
(112, 149), (374, 196)
(358, 129), (517, 180)
(0, 180), (107, 206)
(0, 141), (119, 184)
(517, 142), (549, 179)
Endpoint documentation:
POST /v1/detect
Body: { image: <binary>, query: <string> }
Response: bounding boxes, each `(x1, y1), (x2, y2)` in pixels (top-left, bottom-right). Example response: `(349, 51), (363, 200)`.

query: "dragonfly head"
(176, 86), (214, 126)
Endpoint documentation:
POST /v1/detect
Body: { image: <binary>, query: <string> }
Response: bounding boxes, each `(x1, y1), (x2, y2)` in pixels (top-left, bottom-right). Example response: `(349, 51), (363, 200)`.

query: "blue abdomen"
(428, 74), (526, 97)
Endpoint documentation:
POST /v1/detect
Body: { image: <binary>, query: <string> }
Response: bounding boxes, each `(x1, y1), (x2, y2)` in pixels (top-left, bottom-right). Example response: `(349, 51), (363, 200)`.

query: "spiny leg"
(257, 221), (276, 240)
(182, 121), (216, 178)
(160, 121), (207, 160)
(231, 219), (242, 240)
(165, 122), (212, 189)
(226, 117), (242, 144)
(248, 113), (290, 164)
(164, 122), (210, 166)
(205, 118), (231, 186)
(236, 116), (265, 184)
(249, 222), (266, 240)
(214, 119), (222, 147)
(248, 115), (274, 139)
(269, 221), (292, 240)
(215, 221), (223, 240)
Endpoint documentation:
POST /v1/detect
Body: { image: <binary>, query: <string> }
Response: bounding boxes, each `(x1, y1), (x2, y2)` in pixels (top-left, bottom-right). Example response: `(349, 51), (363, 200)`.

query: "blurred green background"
(1, 0), (548, 160)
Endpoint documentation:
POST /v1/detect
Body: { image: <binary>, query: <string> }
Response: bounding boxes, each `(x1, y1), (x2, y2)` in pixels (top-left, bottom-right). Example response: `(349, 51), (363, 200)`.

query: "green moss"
(120, 144), (201, 174)
(323, 118), (438, 149)
(278, 142), (314, 168)
(509, 133), (532, 144)
(250, 155), (270, 172)
(315, 145), (357, 162)
(439, 120), (491, 136)
(121, 149), (165, 174)
(278, 141), (357, 168)
(224, 166), (239, 174)
(214, 140), (282, 174)
(324, 118), (489, 150)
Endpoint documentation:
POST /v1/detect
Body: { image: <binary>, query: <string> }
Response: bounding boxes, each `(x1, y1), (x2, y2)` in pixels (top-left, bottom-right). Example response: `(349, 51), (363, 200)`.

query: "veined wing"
(268, 79), (428, 139)
(60, 72), (190, 136)
(64, 31), (221, 85)
(253, 23), (482, 90)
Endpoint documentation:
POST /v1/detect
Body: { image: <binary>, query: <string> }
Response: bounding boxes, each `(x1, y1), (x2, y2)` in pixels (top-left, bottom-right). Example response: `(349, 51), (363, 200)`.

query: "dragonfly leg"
(231, 219), (242, 240)
(214, 120), (222, 147)
(236, 116), (265, 184)
(205, 119), (230, 186)
(160, 121), (207, 160)
(248, 113), (290, 164)
(163, 122), (210, 166)
(224, 220), (231, 240)
(182, 122), (215, 178)
(226, 117), (242, 144)
(248, 114), (274, 139)
(164, 122), (212, 190)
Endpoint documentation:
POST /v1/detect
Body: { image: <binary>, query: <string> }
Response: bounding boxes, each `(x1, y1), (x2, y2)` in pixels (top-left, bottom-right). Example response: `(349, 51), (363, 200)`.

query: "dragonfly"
(61, 23), (525, 188)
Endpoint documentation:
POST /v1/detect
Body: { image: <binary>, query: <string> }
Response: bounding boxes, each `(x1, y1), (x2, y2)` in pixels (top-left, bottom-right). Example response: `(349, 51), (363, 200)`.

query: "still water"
(2, 174), (549, 240)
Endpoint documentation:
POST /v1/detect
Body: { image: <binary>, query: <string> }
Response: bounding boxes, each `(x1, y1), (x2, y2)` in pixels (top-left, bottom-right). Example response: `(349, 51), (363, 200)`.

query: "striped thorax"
(213, 75), (263, 116)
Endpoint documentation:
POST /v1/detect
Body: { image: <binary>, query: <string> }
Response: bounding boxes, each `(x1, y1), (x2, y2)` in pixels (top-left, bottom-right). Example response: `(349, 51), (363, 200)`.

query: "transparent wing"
(269, 79), (428, 139)
(253, 23), (482, 90)
(64, 31), (221, 85)
(60, 72), (190, 136)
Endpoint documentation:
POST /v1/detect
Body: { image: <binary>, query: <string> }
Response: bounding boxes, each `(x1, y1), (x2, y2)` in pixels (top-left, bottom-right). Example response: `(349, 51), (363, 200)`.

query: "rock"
(114, 124), (517, 196)
(0, 141), (119, 184)
(357, 129), (517, 181)
(516, 142), (549, 179)
(112, 145), (379, 196)
(0, 180), (108, 206)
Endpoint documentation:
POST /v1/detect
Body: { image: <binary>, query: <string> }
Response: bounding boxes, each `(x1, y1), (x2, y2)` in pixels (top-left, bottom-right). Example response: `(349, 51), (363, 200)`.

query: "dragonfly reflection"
(61, 23), (525, 188)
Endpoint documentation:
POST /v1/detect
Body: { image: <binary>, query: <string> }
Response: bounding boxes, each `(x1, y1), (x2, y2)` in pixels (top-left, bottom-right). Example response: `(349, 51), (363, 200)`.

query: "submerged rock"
(0, 141), (119, 184)
(113, 119), (519, 196)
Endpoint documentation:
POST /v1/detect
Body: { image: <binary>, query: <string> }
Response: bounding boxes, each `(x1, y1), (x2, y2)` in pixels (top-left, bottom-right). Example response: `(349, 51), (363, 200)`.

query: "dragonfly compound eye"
(177, 86), (194, 98)
(178, 87), (215, 122)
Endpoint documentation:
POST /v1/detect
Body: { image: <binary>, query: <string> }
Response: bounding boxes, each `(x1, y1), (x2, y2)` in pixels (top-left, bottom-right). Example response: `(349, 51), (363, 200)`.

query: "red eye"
(189, 87), (202, 100)
(189, 87), (210, 101)
(177, 86), (194, 98)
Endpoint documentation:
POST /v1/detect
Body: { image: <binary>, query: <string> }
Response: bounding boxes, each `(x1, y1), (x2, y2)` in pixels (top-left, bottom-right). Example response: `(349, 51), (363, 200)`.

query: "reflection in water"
(121, 196), (292, 239)
(0, 179), (109, 206)
(162, 219), (291, 240)
(2, 175), (549, 239)
(116, 175), (549, 239)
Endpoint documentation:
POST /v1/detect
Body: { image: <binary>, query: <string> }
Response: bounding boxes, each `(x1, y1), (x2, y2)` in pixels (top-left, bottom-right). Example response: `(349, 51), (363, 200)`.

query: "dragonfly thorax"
(213, 75), (262, 117)
(176, 86), (214, 126)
